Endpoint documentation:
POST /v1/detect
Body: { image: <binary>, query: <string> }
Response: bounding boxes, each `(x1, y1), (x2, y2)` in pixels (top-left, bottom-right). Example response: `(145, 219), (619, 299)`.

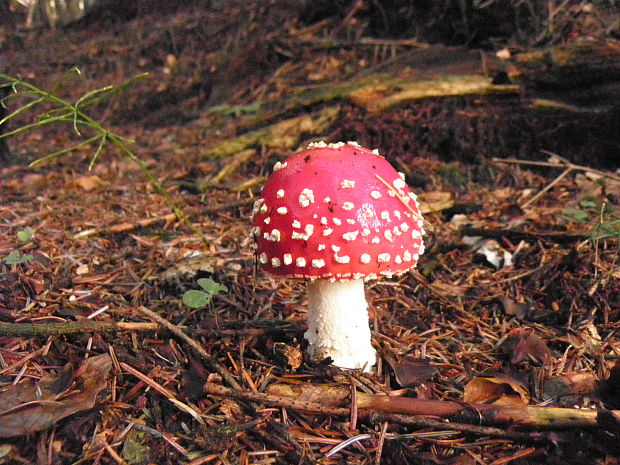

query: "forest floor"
(1, 2), (619, 464)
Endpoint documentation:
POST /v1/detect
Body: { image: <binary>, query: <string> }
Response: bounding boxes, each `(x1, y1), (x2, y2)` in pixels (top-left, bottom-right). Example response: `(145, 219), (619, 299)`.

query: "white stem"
(304, 279), (376, 371)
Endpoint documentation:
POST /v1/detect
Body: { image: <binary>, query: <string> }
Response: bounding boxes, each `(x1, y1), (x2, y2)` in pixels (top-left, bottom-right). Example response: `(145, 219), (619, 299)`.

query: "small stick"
(0, 320), (158, 337)
(137, 306), (242, 390)
(102, 439), (129, 465)
(460, 225), (589, 244)
(128, 420), (190, 457)
(375, 422), (389, 465)
(0, 341), (52, 375)
(73, 213), (178, 240)
(72, 199), (253, 239)
(520, 166), (573, 209)
(492, 156), (620, 183)
(368, 413), (548, 443)
(0, 319), (302, 338)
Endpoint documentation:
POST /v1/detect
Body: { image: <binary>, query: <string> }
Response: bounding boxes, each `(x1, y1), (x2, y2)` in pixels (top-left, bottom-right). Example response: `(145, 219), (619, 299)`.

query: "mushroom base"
(304, 279), (377, 371)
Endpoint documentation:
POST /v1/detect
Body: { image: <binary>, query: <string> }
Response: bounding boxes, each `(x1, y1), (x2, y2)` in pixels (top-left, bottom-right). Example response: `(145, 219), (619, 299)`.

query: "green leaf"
(561, 208), (589, 223)
(182, 279), (228, 308)
(2, 251), (34, 265)
(17, 227), (35, 242)
(182, 290), (212, 308)
(591, 220), (620, 240)
(579, 199), (598, 209)
(197, 278), (228, 296)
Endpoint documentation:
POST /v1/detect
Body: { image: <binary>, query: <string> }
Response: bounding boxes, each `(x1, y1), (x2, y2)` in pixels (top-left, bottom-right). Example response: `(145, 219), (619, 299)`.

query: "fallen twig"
(492, 156), (620, 183)
(460, 225), (590, 244)
(494, 150), (617, 209)
(72, 199), (254, 239)
(267, 382), (620, 430)
(367, 413), (548, 443)
(0, 320), (158, 337)
(73, 212), (178, 240)
(205, 383), (553, 443)
(0, 318), (302, 338)
(520, 166), (574, 209)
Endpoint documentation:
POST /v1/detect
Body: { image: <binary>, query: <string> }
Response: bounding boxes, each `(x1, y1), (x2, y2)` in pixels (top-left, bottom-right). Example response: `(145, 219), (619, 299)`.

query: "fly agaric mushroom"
(251, 141), (425, 370)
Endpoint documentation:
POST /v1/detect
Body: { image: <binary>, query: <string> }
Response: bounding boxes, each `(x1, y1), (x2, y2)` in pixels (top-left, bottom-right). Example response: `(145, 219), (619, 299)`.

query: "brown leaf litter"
(0, 2), (619, 464)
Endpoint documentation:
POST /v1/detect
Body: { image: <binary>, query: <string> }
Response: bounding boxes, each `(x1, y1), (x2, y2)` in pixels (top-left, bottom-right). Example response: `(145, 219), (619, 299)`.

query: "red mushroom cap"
(251, 142), (425, 281)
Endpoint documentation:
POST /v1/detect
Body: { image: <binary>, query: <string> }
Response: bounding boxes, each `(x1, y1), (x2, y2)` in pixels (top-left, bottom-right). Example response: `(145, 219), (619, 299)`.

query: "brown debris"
(0, 1), (619, 464)
(0, 354), (111, 437)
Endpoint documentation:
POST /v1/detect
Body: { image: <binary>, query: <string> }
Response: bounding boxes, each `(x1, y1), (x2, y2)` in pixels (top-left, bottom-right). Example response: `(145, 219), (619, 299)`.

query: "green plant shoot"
(0, 71), (206, 242)
(183, 278), (228, 308)
(17, 227), (35, 242)
(2, 251), (34, 265)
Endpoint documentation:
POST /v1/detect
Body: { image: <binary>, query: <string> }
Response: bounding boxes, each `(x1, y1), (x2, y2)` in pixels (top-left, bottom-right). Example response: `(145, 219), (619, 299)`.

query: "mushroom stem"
(304, 279), (377, 371)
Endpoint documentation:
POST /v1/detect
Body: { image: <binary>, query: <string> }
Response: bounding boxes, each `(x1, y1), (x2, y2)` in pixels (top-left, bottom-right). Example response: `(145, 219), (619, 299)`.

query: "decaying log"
(202, 106), (340, 159)
(200, 41), (618, 167)
(510, 40), (620, 92)
(348, 74), (518, 113)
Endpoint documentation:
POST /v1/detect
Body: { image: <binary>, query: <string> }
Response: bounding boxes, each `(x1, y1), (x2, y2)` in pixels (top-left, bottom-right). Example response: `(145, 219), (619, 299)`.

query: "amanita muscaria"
(251, 141), (425, 371)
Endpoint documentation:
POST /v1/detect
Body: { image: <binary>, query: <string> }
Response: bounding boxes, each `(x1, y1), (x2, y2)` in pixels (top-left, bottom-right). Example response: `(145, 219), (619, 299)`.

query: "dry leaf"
(0, 354), (112, 437)
(417, 191), (454, 214)
(543, 373), (598, 399)
(75, 263), (90, 275)
(272, 343), (302, 370)
(74, 175), (106, 191)
(501, 327), (552, 366)
(386, 356), (438, 388)
(182, 358), (210, 400)
(499, 296), (528, 319)
(464, 375), (530, 406)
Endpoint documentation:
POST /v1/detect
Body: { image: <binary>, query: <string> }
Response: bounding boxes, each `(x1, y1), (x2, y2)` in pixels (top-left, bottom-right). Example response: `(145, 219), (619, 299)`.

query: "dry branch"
(0, 317), (302, 338)
(204, 383), (351, 417)
(267, 383), (620, 430)
(121, 361), (205, 425)
(73, 212), (178, 240)
(0, 320), (158, 337)
(460, 225), (590, 244)
(205, 383), (547, 442)
(493, 156), (620, 183)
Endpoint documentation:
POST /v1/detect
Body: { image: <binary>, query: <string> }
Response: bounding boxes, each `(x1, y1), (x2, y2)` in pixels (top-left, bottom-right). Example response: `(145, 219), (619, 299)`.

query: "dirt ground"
(1, 1), (619, 464)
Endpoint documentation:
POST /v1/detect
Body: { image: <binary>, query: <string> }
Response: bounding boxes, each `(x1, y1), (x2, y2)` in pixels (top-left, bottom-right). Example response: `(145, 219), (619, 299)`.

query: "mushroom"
(251, 141), (425, 371)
